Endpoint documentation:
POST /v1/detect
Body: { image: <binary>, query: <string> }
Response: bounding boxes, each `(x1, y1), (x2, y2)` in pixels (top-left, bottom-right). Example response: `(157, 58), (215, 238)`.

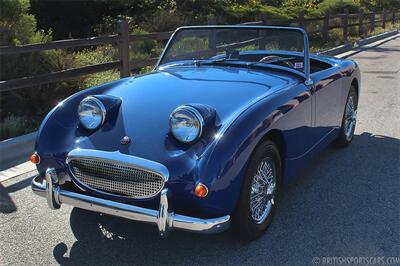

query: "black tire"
(336, 86), (358, 147)
(232, 140), (282, 241)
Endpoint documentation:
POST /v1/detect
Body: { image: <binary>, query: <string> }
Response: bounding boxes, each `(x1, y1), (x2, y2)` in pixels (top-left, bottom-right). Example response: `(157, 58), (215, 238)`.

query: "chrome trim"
(66, 149), (169, 199)
(45, 168), (61, 210)
(157, 189), (173, 237)
(170, 105), (204, 144)
(344, 95), (357, 140)
(67, 149), (169, 182)
(304, 79), (314, 86)
(31, 175), (46, 198)
(78, 96), (107, 130)
(32, 171), (230, 237)
(303, 30), (313, 86)
(250, 158), (276, 224)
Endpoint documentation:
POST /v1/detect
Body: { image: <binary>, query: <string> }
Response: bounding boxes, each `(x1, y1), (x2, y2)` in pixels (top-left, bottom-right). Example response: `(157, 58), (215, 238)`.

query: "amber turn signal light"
(30, 153), (40, 164)
(194, 183), (208, 198)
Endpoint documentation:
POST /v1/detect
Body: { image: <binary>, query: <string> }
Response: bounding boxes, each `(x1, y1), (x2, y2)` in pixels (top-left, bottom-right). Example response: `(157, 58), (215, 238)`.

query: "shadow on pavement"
(53, 132), (400, 265)
(0, 177), (33, 213)
(0, 183), (17, 213)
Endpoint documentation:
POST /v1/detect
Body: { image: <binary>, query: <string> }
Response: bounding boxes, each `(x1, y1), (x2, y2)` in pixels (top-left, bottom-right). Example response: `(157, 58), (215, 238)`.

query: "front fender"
(35, 78), (130, 175)
(197, 82), (310, 214)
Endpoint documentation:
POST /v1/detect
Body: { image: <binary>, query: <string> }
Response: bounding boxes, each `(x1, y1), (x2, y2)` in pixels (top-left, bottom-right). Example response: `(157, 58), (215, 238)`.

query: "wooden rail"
(0, 61), (120, 91)
(0, 35), (119, 55)
(0, 10), (399, 92)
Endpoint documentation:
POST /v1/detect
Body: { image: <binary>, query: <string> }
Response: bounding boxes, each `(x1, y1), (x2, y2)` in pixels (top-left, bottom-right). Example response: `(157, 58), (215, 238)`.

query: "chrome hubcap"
(344, 96), (357, 140)
(250, 158), (276, 224)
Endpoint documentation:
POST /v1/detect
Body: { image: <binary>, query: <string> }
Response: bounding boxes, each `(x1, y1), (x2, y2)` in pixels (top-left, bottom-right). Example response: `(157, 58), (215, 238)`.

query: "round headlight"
(170, 106), (204, 143)
(78, 96), (106, 130)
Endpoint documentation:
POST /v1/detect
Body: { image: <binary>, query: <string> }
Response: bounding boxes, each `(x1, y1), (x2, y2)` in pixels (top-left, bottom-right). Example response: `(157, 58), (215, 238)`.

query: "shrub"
(319, 0), (362, 14)
(0, 0), (119, 140)
(222, 2), (294, 23)
(74, 45), (120, 88)
(357, 0), (400, 12)
(0, 0), (52, 46)
(283, 0), (322, 9)
(141, 10), (184, 32)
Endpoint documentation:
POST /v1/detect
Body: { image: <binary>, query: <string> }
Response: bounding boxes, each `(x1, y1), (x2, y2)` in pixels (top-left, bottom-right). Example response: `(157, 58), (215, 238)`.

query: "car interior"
(222, 50), (333, 73)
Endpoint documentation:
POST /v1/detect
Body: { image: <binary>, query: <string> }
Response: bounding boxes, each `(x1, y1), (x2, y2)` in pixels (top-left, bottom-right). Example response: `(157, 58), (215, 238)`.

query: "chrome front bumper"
(32, 168), (230, 237)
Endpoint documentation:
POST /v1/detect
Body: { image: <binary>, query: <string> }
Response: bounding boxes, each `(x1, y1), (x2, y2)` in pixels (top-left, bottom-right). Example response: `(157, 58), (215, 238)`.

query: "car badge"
(120, 136), (131, 145)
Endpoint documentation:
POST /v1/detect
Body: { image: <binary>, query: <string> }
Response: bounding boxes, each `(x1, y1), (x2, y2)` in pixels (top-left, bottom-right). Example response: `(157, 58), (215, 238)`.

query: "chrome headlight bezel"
(78, 96), (106, 131)
(169, 105), (204, 144)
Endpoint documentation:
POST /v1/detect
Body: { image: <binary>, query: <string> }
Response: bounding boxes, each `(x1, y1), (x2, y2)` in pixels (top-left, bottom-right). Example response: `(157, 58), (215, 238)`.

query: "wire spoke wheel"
(250, 158), (276, 224)
(234, 140), (281, 240)
(344, 95), (357, 140)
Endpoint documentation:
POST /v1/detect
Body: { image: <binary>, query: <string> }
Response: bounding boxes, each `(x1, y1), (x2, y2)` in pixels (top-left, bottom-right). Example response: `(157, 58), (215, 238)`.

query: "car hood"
(38, 66), (299, 170)
(72, 66), (299, 159)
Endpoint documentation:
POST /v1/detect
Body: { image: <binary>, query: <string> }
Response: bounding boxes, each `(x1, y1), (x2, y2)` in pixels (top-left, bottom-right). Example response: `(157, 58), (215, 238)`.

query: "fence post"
(323, 12), (330, 41)
(260, 13), (269, 26)
(298, 11), (305, 29)
(358, 11), (364, 38)
(370, 12), (375, 32)
(343, 8), (349, 40)
(382, 9), (386, 29)
(392, 10), (396, 25)
(207, 15), (217, 54)
(118, 20), (130, 78)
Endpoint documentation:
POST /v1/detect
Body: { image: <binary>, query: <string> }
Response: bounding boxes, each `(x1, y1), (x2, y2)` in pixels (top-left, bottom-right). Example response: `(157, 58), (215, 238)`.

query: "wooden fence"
(0, 9), (399, 92)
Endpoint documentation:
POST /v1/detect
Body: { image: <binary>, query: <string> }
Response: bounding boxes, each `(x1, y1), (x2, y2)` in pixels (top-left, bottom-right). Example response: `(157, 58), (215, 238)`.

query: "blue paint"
(34, 39), (360, 218)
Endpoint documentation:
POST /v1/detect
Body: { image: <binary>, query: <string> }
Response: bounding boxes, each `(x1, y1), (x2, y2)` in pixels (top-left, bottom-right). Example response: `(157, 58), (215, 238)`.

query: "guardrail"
(0, 132), (37, 170)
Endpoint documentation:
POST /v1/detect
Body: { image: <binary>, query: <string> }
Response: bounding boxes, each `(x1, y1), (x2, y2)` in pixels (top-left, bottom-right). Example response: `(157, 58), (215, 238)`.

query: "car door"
(310, 67), (343, 142)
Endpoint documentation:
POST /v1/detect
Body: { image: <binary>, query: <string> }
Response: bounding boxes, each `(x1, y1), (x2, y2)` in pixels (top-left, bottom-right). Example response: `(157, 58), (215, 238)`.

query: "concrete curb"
(356, 30), (399, 46)
(0, 132), (36, 171)
(0, 161), (37, 182)
(320, 29), (399, 56)
(320, 43), (354, 56)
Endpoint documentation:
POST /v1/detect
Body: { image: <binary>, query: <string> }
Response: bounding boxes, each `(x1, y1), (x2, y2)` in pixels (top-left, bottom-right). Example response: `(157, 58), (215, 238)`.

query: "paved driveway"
(1, 36), (399, 265)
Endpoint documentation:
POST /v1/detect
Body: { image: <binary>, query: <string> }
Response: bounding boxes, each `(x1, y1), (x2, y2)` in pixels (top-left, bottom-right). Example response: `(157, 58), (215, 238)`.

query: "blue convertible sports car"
(31, 26), (360, 240)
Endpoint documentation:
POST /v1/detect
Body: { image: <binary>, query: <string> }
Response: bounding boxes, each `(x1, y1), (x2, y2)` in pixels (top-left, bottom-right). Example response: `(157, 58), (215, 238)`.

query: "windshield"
(158, 26), (307, 74)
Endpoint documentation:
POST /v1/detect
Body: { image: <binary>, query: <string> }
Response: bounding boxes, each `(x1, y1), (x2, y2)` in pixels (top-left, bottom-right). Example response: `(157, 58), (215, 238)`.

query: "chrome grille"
(68, 158), (165, 199)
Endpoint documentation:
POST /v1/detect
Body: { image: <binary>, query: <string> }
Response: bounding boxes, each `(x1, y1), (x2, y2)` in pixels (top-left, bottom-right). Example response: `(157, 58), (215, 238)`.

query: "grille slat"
(69, 158), (165, 199)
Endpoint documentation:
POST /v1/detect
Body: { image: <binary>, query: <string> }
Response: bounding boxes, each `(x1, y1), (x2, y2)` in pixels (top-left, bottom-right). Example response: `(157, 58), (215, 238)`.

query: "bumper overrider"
(32, 163), (230, 237)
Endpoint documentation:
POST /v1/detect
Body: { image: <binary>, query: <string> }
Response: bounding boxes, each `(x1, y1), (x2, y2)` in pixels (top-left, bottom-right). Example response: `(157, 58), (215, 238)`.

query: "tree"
(0, 0), (51, 46)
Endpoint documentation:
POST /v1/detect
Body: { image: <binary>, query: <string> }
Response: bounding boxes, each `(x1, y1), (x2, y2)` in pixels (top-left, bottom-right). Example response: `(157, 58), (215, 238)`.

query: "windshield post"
(303, 30), (313, 86)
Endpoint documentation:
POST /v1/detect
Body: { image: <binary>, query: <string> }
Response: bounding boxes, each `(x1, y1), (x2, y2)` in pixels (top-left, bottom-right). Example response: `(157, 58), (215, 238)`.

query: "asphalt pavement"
(1, 36), (399, 266)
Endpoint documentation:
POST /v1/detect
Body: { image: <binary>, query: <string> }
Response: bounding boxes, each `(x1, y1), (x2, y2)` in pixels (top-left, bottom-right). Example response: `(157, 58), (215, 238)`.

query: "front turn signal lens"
(30, 153), (40, 164)
(194, 183), (208, 198)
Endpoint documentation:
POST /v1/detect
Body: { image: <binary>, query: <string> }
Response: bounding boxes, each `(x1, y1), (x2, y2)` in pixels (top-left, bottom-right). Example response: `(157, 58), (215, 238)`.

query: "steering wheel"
(259, 55), (294, 68)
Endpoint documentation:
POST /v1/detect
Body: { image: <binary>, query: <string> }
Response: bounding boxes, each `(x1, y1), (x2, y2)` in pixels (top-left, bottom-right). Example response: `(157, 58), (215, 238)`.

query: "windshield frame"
(155, 25), (312, 85)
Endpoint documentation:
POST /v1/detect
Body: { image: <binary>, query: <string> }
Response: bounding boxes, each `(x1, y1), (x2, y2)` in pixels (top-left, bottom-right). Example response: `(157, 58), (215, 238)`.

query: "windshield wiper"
(250, 57), (296, 65)
(158, 58), (240, 69)
(247, 57), (296, 68)
(195, 58), (240, 66)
